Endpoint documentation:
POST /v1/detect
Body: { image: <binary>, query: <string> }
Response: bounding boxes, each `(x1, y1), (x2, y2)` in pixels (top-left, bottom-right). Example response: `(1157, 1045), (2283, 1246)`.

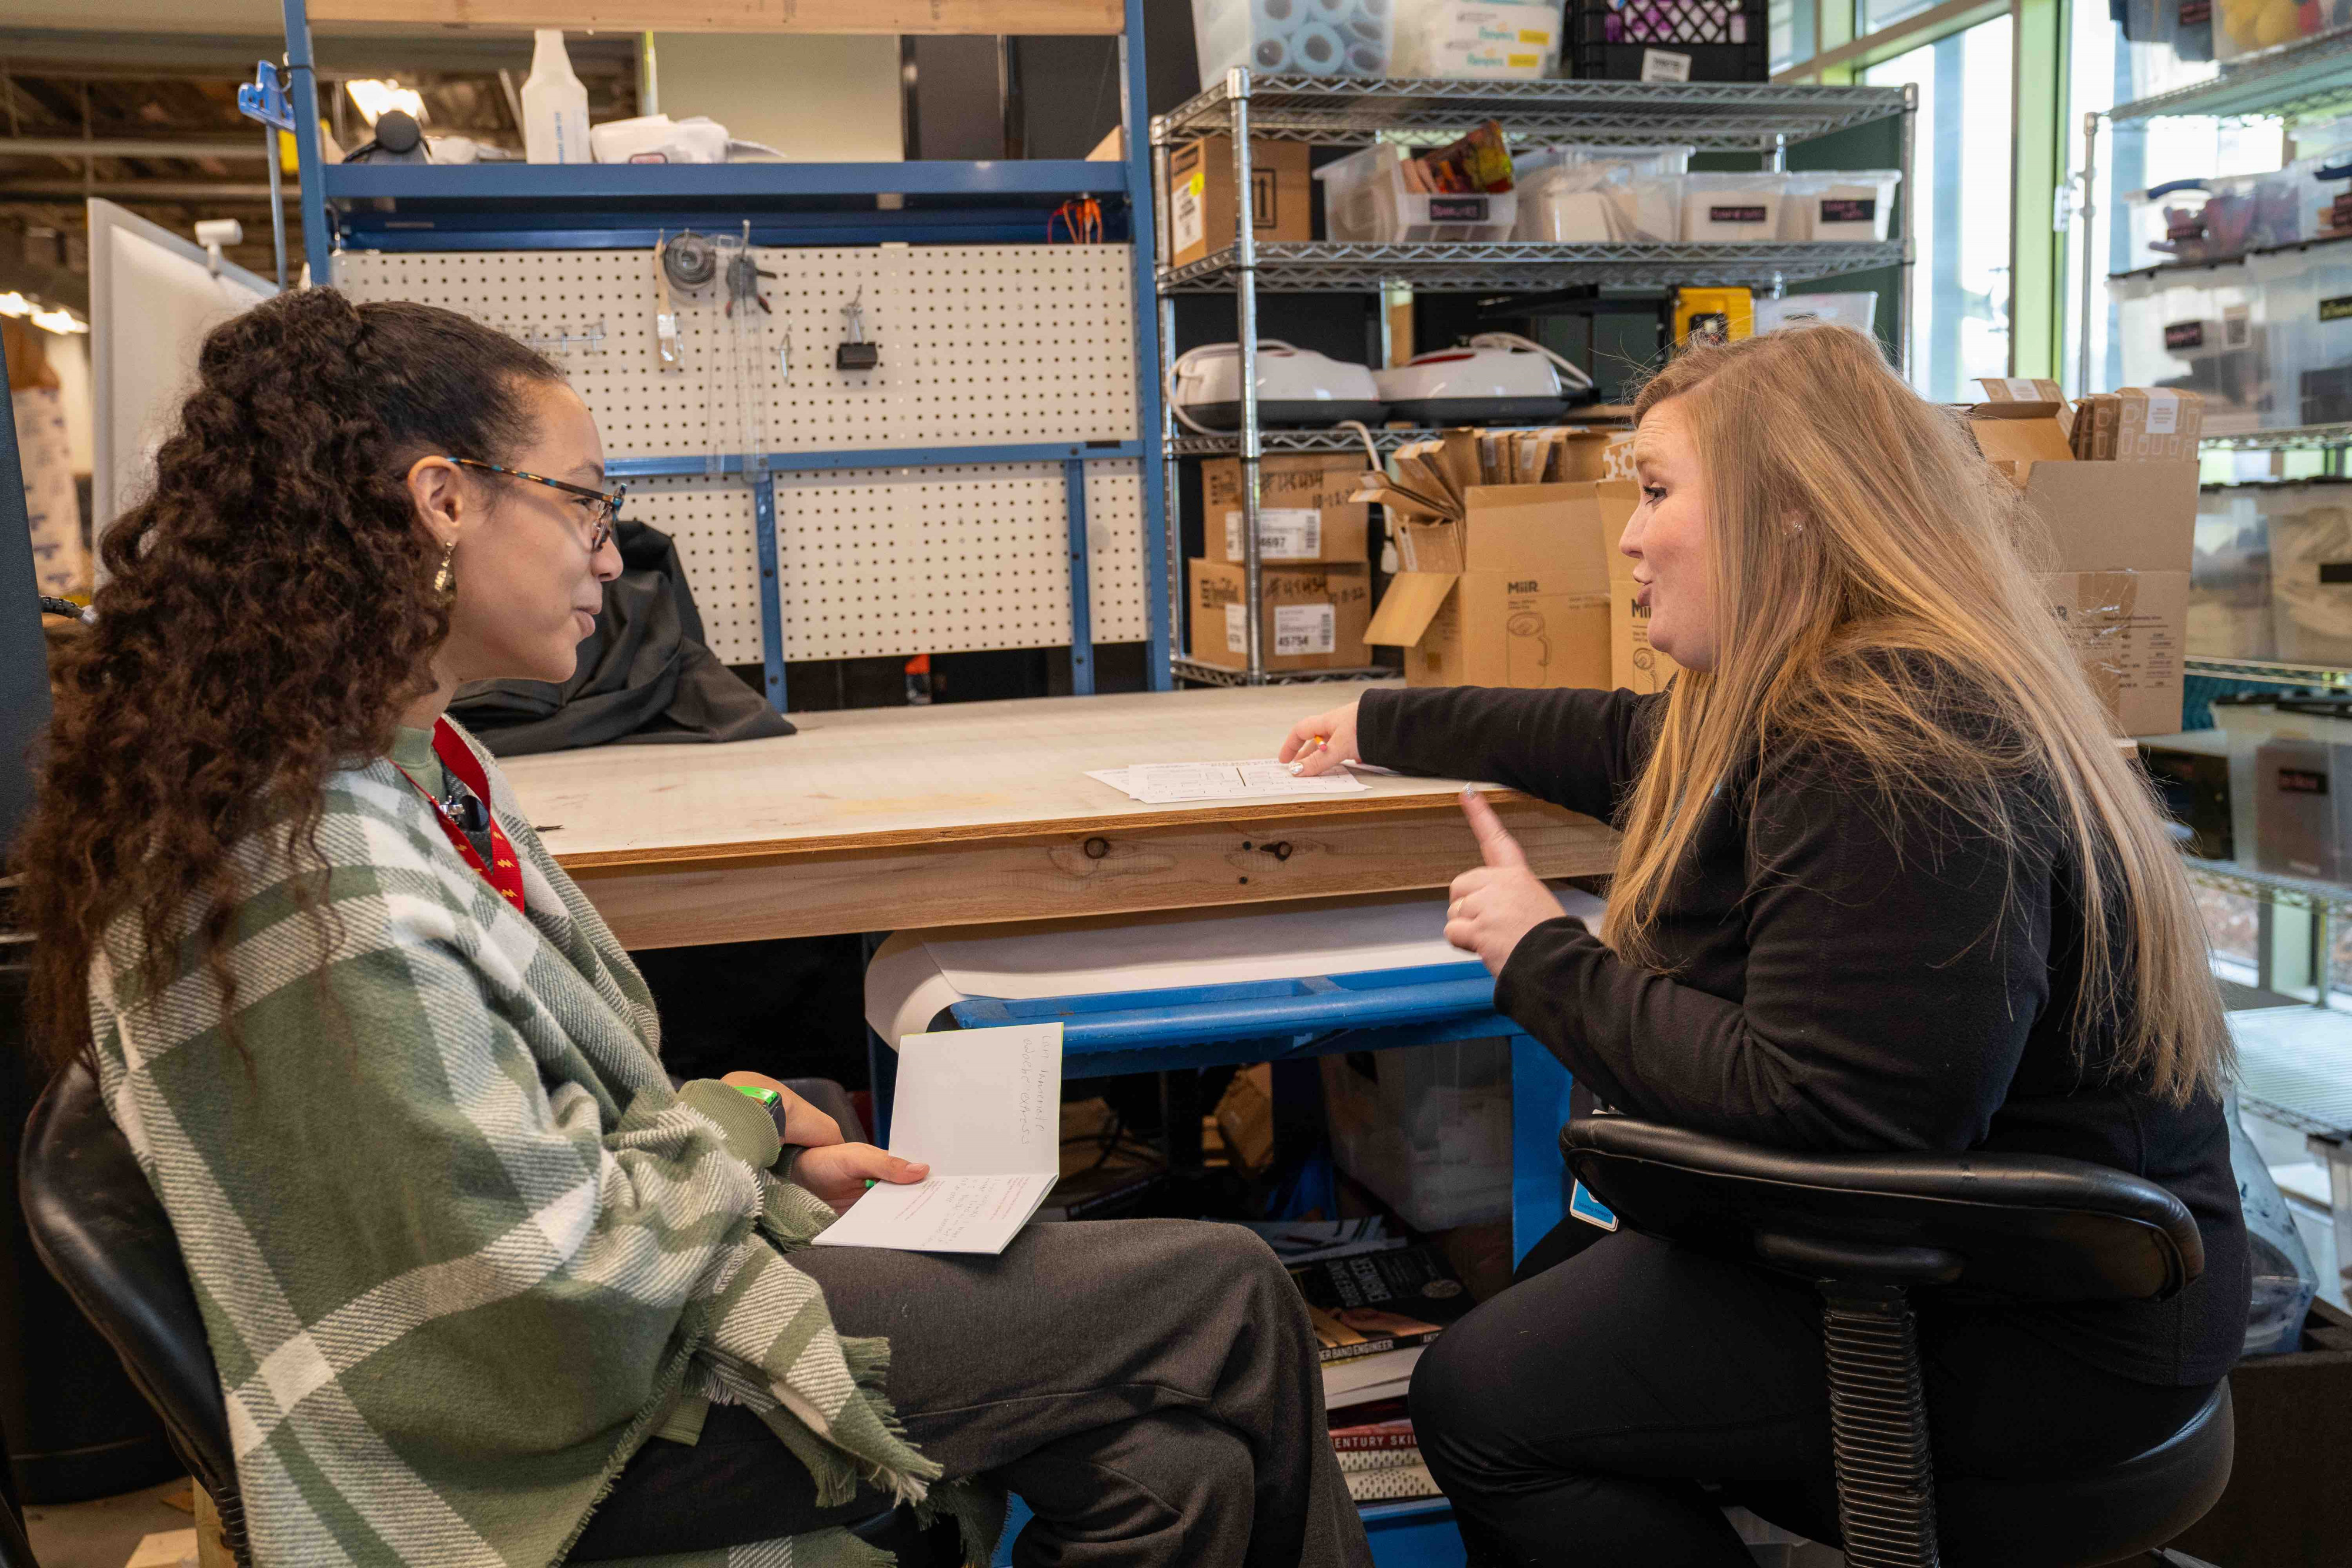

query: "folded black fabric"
(452, 519), (794, 757)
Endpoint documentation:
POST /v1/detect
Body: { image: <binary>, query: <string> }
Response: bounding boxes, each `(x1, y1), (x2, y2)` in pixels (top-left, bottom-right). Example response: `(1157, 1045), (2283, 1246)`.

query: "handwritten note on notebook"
(1085, 760), (1370, 804)
(811, 1022), (1063, 1255)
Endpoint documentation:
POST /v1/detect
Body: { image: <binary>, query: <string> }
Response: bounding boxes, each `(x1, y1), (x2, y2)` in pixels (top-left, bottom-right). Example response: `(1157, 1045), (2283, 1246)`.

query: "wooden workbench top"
(495, 682), (1624, 948)
(502, 680), (1534, 872)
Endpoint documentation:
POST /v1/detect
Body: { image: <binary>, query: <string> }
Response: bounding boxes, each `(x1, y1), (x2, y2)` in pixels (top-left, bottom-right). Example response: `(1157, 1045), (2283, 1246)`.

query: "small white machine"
(1170, 340), (1385, 432)
(1373, 332), (1593, 424)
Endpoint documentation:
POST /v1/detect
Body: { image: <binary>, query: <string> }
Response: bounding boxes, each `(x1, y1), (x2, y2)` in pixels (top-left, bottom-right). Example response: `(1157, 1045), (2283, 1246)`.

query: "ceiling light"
(31, 308), (87, 335)
(345, 79), (427, 128)
(0, 292), (31, 319)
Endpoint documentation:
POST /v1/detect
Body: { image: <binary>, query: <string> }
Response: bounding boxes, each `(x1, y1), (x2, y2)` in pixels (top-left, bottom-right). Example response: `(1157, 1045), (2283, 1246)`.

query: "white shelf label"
(1222, 507), (1323, 560)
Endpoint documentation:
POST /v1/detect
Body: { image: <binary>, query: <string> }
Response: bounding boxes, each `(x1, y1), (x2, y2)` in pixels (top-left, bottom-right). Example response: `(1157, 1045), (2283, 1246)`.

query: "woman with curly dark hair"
(16, 289), (1368, 1568)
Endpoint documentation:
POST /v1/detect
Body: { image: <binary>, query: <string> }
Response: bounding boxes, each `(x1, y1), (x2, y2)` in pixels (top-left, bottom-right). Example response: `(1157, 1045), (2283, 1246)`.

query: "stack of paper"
(813, 1022), (1064, 1255)
(1087, 760), (1369, 805)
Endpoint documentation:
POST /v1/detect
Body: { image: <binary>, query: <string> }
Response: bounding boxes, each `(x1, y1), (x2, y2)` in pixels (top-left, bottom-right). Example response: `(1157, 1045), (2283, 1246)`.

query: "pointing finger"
(1460, 788), (1528, 870)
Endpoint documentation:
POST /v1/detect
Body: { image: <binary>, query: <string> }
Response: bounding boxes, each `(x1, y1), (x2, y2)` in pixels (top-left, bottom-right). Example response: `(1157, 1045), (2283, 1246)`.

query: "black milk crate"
(1569, 0), (1769, 81)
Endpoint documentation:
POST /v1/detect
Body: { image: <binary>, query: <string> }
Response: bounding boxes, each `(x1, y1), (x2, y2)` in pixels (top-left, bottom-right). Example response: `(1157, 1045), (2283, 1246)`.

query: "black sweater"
(1360, 683), (2248, 1387)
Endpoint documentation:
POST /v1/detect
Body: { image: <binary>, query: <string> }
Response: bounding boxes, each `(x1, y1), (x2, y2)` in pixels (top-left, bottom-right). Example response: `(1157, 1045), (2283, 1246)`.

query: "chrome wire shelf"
(2203, 422), (2352, 451)
(1159, 240), (1904, 293)
(2111, 23), (2352, 123)
(1168, 422), (1626, 457)
(1171, 659), (1400, 688)
(1160, 76), (1910, 150)
(2186, 656), (2352, 687)
(2185, 854), (2352, 915)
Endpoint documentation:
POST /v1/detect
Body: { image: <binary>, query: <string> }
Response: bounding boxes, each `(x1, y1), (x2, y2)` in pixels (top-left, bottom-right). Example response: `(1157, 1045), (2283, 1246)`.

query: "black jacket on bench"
(1359, 682), (2248, 1388)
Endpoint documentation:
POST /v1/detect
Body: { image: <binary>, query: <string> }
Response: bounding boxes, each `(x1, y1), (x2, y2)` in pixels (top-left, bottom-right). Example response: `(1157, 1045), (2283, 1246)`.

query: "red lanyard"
(393, 718), (526, 915)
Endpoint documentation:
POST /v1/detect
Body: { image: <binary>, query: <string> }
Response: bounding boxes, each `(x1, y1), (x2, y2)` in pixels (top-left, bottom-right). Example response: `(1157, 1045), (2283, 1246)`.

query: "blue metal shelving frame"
(271, 0), (1170, 710)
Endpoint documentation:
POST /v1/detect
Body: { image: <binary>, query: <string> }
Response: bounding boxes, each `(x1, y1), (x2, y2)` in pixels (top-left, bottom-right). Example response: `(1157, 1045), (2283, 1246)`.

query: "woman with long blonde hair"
(1281, 324), (2246, 1563)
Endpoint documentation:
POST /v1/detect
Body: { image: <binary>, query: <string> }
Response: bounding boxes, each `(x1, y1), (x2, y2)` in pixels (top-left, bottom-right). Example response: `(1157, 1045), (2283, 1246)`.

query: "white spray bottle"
(522, 30), (590, 165)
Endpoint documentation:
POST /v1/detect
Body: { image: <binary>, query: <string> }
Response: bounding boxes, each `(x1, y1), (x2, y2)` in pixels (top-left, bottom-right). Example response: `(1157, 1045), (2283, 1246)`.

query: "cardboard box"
(2040, 569), (2190, 738)
(1168, 136), (1313, 268)
(2116, 387), (2205, 460)
(1364, 483), (1611, 689)
(1188, 559), (1371, 673)
(1593, 479), (1682, 695)
(1202, 456), (1372, 564)
(1969, 400), (2076, 480)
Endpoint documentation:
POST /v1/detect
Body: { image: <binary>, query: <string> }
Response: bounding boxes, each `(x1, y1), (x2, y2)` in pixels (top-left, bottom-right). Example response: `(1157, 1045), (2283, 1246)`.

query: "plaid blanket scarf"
(88, 721), (997, 1566)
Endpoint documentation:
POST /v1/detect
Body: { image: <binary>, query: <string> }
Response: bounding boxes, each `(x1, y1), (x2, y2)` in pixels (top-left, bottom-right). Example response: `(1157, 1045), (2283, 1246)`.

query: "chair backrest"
(1562, 1116), (2206, 1303)
(18, 1061), (240, 1514)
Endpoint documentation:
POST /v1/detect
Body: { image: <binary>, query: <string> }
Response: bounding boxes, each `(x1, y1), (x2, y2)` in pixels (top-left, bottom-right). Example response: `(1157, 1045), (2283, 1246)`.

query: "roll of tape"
(1305, 0), (1351, 20)
(1291, 19), (1347, 71)
(1254, 0), (1304, 33)
(1346, 39), (1387, 72)
(1252, 31), (1294, 68)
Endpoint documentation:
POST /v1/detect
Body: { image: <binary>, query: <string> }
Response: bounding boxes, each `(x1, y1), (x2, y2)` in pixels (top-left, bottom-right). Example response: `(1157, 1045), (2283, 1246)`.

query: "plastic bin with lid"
(2123, 180), (2215, 270)
(2191, 484), (2274, 661)
(2211, 693), (2352, 881)
(2122, 0), (2219, 101)
(1315, 142), (1517, 243)
(1515, 146), (1685, 241)
(2261, 482), (2352, 667)
(2248, 244), (2352, 427)
(2214, 0), (2348, 62)
(1681, 171), (1785, 242)
(1777, 169), (1900, 242)
(2201, 166), (2306, 258)
(2110, 269), (2273, 433)
(1192, 0), (1393, 79)
(1392, 0), (1563, 78)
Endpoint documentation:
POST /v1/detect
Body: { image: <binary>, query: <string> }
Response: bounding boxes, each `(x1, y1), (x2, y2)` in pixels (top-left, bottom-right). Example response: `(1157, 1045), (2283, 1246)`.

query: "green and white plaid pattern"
(89, 722), (996, 1567)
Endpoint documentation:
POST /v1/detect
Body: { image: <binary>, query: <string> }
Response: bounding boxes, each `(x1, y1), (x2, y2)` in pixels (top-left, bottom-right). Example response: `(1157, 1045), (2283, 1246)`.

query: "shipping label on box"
(2116, 388), (2206, 461)
(1189, 559), (1371, 672)
(2041, 569), (2188, 736)
(1204, 456), (1371, 564)
(1224, 508), (1323, 561)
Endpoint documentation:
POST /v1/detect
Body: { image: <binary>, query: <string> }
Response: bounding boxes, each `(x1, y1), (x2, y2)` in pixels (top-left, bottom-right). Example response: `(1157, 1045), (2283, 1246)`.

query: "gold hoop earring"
(433, 542), (456, 596)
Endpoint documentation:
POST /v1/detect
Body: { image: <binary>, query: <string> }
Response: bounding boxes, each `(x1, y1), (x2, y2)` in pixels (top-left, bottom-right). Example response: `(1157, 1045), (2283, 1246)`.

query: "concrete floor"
(22, 1479), (195, 1568)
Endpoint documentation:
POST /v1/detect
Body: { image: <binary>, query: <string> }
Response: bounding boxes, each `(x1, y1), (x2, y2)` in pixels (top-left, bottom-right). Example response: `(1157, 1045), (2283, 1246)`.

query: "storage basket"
(1568, 0), (1766, 81)
(1192, 0), (1394, 81)
(1315, 143), (1518, 242)
(1681, 170), (1786, 242)
(1392, 0), (1563, 78)
(1777, 169), (1900, 242)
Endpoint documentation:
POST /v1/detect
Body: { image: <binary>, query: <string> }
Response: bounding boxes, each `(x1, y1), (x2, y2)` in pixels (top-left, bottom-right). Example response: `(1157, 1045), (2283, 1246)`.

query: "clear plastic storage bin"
(2122, 181), (2214, 270)
(1755, 291), (1879, 334)
(1315, 143), (1518, 241)
(2216, 0), (2350, 62)
(1778, 169), (1900, 242)
(2191, 485), (2275, 661)
(2109, 268), (2274, 433)
(1320, 1039), (1512, 1232)
(2247, 246), (2352, 427)
(1193, 0), (1394, 79)
(2263, 483), (2352, 666)
(1392, 0), (1562, 78)
(2122, 0), (2219, 100)
(1681, 171), (1786, 242)
(2211, 693), (2352, 881)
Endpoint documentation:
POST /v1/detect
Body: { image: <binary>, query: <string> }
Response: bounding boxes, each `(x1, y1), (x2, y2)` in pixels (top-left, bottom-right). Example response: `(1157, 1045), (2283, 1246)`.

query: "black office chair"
(1561, 1115), (2235, 1568)
(19, 1061), (956, 1567)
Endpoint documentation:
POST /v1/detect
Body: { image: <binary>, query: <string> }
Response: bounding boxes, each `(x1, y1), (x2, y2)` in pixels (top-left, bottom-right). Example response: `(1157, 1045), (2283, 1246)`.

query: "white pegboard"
(333, 245), (1137, 457)
(335, 244), (1148, 667)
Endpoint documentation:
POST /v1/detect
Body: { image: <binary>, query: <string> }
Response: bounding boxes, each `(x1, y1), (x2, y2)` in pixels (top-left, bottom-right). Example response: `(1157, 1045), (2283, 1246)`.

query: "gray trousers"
(799, 1218), (1375, 1568)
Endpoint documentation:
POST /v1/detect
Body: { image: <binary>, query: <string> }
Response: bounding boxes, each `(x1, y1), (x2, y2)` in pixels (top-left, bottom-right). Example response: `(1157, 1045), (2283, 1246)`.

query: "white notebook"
(812, 1021), (1063, 1255)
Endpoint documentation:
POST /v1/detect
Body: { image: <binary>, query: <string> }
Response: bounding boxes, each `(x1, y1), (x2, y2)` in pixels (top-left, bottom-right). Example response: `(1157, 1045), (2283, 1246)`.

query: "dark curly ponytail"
(14, 289), (563, 1070)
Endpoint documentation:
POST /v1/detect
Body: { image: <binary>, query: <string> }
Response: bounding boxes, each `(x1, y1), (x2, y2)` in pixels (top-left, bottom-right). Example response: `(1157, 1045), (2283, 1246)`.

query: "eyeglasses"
(449, 457), (625, 554)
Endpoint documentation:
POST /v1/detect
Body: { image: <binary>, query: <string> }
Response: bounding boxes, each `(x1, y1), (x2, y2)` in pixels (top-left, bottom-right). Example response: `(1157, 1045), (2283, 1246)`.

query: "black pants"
(1410, 1223), (2218, 1567)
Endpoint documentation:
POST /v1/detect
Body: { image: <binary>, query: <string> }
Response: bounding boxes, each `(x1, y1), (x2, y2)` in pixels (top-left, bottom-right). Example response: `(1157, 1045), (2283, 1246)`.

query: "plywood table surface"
(500, 681), (1620, 948)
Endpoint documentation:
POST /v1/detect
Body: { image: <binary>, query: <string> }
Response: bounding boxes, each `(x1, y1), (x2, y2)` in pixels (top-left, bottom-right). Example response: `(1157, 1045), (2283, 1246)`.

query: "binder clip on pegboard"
(836, 285), (878, 372)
